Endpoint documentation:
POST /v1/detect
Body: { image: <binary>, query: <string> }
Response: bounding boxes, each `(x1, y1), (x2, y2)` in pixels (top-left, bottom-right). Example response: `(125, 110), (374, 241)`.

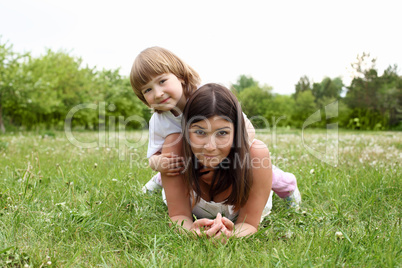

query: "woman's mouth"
(199, 170), (210, 176)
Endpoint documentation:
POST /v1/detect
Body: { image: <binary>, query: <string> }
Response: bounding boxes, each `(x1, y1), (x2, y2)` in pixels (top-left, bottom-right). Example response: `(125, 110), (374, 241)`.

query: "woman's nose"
(204, 137), (216, 150)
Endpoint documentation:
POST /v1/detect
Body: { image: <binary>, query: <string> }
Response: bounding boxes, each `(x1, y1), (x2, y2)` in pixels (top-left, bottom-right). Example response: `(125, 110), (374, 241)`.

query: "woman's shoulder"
(249, 139), (269, 154)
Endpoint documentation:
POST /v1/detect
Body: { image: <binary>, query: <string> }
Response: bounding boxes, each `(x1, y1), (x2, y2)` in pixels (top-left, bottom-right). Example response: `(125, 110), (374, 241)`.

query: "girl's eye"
(160, 79), (166, 84)
(143, 88), (152, 94)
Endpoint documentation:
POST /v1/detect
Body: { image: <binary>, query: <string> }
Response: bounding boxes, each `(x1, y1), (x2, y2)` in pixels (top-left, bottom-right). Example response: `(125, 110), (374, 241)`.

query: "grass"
(0, 129), (401, 267)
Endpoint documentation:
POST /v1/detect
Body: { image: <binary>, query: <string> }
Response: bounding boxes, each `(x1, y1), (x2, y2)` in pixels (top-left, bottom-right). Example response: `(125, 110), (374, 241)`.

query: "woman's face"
(188, 115), (234, 168)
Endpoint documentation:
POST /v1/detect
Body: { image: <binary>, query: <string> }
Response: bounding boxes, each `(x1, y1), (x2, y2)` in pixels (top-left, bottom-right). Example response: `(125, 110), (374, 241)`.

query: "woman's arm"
(160, 134), (193, 230)
(234, 139), (272, 237)
(217, 217), (257, 239)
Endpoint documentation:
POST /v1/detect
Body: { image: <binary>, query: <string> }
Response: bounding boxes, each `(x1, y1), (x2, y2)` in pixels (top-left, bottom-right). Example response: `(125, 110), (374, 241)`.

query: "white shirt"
(147, 111), (182, 158)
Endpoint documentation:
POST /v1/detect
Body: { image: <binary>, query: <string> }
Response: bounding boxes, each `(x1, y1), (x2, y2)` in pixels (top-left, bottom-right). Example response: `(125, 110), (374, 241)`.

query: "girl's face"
(189, 116), (234, 168)
(141, 73), (186, 115)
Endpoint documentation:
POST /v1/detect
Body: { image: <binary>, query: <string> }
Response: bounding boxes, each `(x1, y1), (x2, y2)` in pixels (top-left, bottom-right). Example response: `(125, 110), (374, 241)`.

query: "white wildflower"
(285, 230), (293, 239)
(335, 231), (344, 240)
(310, 169), (315, 174)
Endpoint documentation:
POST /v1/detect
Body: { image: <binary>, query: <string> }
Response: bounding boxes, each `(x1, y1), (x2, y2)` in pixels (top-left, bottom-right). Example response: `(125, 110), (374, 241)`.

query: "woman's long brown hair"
(182, 83), (252, 211)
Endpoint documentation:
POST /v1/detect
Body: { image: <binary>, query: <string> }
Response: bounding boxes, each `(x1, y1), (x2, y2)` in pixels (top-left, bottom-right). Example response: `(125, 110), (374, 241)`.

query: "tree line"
(0, 39), (149, 133)
(1, 39), (401, 133)
(234, 53), (401, 130)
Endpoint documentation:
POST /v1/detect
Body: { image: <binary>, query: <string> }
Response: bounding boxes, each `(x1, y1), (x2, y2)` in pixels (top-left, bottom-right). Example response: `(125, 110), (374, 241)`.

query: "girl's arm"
(234, 139), (272, 237)
(147, 114), (184, 176)
(149, 152), (184, 176)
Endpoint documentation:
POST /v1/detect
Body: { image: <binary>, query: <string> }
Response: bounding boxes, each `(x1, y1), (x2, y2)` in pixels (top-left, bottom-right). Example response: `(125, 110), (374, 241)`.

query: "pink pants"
(249, 139), (297, 198)
(271, 164), (297, 198)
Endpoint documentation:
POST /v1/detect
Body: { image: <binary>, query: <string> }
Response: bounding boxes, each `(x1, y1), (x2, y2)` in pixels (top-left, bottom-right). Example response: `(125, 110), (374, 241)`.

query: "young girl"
(129, 47), (301, 216)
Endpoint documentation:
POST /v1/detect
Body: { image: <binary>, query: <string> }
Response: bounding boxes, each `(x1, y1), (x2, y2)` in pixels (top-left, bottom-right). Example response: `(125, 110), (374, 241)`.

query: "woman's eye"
(195, 130), (205, 135)
(217, 131), (228, 136)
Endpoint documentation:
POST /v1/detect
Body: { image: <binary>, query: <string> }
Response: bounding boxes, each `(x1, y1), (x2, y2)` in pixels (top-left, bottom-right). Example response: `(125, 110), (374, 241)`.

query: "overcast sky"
(1, 0), (401, 95)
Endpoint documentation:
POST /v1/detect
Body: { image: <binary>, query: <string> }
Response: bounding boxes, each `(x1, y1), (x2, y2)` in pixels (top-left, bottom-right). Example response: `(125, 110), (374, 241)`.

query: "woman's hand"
(189, 213), (236, 244)
(221, 216), (235, 236)
(213, 215), (235, 244)
(190, 218), (222, 237)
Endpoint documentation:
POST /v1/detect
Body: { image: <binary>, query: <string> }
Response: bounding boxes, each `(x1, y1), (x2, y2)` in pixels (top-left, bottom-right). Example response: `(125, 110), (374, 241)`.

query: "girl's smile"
(159, 97), (171, 104)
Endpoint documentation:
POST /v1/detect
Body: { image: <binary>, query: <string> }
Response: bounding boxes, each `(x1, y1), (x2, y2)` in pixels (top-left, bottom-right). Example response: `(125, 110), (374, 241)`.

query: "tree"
(345, 53), (379, 111)
(378, 65), (402, 128)
(96, 69), (144, 129)
(17, 50), (91, 129)
(264, 94), (295, 127)
(345, 53), (402, 129)
(237, 85), (272, 128)
(231, 75), (259, 95)
(0, 38), (27, 133)
(292, 90), (317, 128)
(294, 75), (312, 99)
(312, 77), (343, 101)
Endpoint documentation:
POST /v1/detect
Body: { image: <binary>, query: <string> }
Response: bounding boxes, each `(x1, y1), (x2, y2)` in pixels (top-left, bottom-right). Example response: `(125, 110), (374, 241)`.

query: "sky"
(1, 0), (402, 95)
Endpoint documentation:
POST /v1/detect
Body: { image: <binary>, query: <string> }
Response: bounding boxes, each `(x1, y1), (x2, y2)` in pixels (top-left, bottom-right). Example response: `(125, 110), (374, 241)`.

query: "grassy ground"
(0, 129), (401, 267)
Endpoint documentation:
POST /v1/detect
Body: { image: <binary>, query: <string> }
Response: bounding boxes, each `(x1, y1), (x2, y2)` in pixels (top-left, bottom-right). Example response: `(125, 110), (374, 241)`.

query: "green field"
(0, 130), (401, 267)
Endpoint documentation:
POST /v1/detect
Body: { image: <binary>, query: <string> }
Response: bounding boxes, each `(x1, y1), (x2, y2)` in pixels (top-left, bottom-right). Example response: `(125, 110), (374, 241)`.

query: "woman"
(162, 83), (273, 239)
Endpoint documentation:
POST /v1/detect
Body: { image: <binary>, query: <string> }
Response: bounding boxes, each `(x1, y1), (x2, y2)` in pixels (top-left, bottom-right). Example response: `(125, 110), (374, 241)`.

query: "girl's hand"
(190, 218), (223, 238)
(149, 153), (184, 176)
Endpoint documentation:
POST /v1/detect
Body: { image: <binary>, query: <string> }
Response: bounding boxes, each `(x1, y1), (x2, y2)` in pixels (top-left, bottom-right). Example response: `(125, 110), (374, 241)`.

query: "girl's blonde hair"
(130, 47), (201, 109)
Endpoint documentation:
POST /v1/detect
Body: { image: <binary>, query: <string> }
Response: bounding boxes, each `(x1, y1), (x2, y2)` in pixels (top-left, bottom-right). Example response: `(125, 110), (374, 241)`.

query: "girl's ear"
(181, 80), (188, 95)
